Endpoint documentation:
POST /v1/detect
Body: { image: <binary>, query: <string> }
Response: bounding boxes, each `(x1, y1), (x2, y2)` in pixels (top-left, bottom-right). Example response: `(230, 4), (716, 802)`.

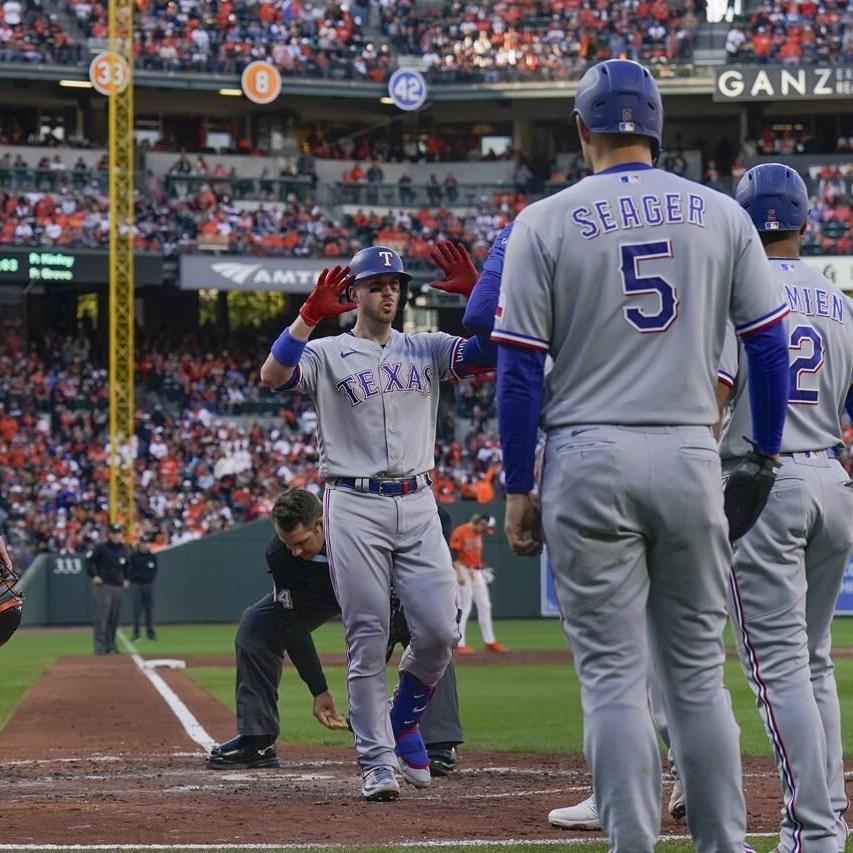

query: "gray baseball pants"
(726, 453), (853, 853)
(542, 425), (745, 853)
(323, 485), (459, 771)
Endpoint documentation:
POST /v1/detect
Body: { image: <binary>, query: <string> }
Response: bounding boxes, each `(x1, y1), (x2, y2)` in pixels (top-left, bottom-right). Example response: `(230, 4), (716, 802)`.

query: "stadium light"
(60, 79), (94, 88)
(380, 97), (394, 105)
(219, 88), (243, 97)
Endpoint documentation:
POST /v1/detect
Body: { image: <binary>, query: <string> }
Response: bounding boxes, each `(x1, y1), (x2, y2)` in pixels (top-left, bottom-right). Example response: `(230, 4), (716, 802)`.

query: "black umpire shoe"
(427, 744), (458, 777)
(206, 735), (280, 769)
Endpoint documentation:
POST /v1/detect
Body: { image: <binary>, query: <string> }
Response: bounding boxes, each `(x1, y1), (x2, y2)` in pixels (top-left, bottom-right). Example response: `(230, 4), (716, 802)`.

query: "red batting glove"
(299, 265), (357, 327)
(427, 241), (479, 298)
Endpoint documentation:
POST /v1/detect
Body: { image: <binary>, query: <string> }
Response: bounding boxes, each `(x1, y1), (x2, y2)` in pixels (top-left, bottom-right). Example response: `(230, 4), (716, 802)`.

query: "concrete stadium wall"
(19, 501), (543, 627)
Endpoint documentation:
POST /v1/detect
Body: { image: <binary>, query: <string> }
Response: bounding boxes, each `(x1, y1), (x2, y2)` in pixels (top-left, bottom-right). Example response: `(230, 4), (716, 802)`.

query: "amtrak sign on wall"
(179, 255), (333, 292)
(714, 65), (853, 101)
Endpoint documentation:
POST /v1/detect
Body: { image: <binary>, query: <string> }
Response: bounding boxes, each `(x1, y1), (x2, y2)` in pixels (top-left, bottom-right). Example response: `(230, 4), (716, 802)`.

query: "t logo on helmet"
(378, 250), (394, 267)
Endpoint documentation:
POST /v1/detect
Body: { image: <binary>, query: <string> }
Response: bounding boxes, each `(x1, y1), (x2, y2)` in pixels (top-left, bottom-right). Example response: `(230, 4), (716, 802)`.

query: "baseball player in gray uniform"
(259, 245), (490, 802)
(491, 60), (791, 852)
(719, 163), (853, 853)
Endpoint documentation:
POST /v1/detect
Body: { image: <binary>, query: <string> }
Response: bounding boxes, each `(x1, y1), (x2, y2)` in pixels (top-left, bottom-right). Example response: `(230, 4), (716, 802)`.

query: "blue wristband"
(270, 328), (306, 367)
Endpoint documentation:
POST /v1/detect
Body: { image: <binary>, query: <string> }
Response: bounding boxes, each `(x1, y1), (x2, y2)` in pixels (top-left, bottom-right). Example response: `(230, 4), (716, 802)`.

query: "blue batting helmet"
(348, 246), (412, 284)
(735, 163), (809, 232)
(572, 60), (664, 160)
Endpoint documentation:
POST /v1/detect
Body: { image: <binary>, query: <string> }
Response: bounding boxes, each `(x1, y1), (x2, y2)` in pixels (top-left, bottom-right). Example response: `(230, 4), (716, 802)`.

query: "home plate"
(142, 659), (187, 670)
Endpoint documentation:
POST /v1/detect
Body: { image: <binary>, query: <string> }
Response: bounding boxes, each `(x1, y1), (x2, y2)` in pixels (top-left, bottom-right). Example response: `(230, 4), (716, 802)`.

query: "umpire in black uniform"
(130, 534), (158, 641)
(86, 523), (130, 655)
(207, 487), (464, 773)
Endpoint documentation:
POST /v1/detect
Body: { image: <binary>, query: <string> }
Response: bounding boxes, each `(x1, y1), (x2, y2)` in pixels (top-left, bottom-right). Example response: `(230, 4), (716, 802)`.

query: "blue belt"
(779, 448), (839, 460)
(333, 473), (432, 496)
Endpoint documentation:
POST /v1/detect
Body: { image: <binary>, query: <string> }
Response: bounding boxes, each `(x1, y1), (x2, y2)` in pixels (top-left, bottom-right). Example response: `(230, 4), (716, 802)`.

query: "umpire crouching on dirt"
(207, 487), (464, 773)
(86, 523), (130, 655)
(130, 534), (158, 641)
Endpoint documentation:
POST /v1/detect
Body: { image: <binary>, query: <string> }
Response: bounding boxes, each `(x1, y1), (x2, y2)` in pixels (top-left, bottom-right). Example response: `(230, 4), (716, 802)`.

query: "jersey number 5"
(789, 324), (824, 405)
(620, 241), (679, 333)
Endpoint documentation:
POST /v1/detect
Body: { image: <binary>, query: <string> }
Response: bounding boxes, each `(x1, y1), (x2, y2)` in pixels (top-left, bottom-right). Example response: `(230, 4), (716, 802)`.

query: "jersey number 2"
(789, 324), (824, 405)
(620, 241), (679, 333)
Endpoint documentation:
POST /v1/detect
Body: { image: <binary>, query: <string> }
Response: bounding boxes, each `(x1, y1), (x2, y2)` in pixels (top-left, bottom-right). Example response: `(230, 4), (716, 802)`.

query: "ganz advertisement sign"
(180, 255), (334, 292)
(714, 65), (853, 102)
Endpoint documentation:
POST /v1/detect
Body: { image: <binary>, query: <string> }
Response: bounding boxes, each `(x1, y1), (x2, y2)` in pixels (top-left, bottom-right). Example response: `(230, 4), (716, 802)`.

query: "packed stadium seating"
(66, 0), (391, 78)
(0, 1), (80, 65)
(3, 152), (851, 257)
(381, 0), (702, 82)
(6, 0), (708, 77)
(0, 329), (499, 562)
(724, 0), (852, 64)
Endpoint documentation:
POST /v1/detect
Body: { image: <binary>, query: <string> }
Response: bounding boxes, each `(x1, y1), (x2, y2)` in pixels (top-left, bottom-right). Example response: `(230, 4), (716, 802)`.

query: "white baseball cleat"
(397, 756), (432, 788)
(668, 778), (686, 820)
(361, 766), (400, 801)
(548, 794), (601, 830)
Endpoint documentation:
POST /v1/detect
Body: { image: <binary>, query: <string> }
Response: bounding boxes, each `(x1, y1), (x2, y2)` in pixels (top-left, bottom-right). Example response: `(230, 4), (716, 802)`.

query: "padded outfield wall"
(18, 500), (544, 626)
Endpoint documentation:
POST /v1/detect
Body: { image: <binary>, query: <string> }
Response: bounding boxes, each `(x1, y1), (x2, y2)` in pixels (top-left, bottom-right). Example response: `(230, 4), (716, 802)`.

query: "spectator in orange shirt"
(450, 515), (507, 655)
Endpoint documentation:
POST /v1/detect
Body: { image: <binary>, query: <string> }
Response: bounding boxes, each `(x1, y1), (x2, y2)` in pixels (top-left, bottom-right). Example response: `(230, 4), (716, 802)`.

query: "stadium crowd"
(0, 1), (80, 65)
(6, 315), (853, 563)
(381, 0), (702, 82)
(2, 160), (852, 257)
(65, 0), (391, 78)
(7, 0), (852, 81)
(724, 0), (853, 64)
(0, 328), (500, 563)
(0, 175), (526, 264)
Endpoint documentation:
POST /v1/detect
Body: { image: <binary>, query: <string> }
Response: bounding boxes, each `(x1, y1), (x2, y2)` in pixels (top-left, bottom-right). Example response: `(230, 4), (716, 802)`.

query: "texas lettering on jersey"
(336, 362), (434, 406)
(291, 329), (463, 479)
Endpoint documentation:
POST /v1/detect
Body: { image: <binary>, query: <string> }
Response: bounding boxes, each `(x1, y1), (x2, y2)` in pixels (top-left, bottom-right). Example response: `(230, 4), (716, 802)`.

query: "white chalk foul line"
(0, 834), (782, 850)
(116, 629), (216, 753)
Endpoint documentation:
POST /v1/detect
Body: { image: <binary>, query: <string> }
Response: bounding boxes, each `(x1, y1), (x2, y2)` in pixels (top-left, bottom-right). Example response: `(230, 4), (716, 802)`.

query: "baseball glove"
(386, 592), (411, 663)
(723, 450), (780, 542)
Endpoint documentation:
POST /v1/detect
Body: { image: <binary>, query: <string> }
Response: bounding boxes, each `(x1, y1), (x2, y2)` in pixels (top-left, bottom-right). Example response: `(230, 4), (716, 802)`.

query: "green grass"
(188, 653), (853, 757)
(7, 618), (853, 758)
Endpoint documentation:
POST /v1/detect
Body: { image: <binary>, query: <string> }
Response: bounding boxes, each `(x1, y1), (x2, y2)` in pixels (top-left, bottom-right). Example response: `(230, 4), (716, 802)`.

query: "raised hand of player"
(504, 493), (543, 557)
(427, 241), (479, 298)
(313, 690), (348, 730)
(299, 265), (357, 327)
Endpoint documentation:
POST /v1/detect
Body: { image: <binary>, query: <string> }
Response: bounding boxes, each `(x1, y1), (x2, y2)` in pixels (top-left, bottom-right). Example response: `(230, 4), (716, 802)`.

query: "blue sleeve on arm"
(463, 222), (513, 342)
(741, 319), (790, 455)
(844, 386), (853, 422)
(463, 267), (502, 339)
(496, 344), (545, 493)
(457, 335), (496, 372)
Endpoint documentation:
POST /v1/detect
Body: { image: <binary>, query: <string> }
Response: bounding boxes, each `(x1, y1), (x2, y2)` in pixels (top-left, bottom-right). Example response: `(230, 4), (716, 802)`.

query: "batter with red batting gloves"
(260, 245), (492, 802)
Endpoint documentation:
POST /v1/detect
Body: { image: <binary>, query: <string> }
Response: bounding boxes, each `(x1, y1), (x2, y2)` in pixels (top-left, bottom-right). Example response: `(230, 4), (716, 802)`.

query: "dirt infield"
(0, 654), (838, 847)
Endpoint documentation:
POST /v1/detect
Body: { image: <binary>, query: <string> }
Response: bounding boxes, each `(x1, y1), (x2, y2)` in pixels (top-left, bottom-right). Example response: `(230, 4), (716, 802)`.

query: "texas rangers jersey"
(292, 329), (464, 478)
(492, 165), (788, 429)
(719, 259), (853, 457)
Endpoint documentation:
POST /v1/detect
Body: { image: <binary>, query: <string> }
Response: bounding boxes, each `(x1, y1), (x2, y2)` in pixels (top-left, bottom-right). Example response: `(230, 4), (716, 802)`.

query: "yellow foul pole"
(107, 0), (135, 532)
